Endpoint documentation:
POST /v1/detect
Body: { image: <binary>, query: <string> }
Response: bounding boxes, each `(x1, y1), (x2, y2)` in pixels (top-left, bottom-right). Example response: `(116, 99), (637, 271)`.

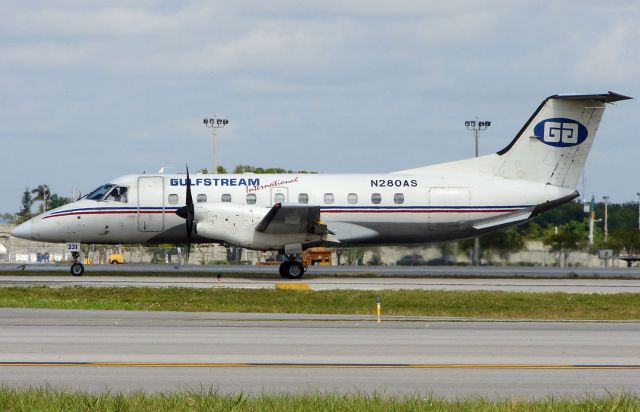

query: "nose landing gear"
(70, 252), (84, 276)
(279, 255), (307, 280)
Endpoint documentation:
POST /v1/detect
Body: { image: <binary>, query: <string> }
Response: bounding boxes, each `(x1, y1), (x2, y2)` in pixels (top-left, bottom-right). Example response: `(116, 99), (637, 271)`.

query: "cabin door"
(137, 177), (165, 232)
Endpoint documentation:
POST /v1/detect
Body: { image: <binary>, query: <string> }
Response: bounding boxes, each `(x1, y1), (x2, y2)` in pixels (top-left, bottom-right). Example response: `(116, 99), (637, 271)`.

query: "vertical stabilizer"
(495, 92), (631, 189)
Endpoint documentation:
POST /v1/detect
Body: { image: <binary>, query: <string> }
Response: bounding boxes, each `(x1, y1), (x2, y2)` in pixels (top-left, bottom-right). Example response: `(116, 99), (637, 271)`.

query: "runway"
(1, 308), (639, 398)
(2, 262), (640, 278)
(2, 275), (640, 293)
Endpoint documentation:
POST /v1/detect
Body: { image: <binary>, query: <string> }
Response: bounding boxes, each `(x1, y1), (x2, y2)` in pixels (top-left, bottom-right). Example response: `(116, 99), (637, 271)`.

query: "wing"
(255, 203), (327, 235)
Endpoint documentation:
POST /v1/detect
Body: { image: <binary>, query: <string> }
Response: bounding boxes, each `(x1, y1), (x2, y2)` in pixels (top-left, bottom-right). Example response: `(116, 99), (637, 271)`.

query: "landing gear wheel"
(279, 261), (290, 278)
(286, 261), (305, 280)
(70, 262), (84, 276)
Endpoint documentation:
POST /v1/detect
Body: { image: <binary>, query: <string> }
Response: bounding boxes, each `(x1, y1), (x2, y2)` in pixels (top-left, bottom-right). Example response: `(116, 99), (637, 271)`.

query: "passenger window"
(371, 193), (382, 204)
(274, 193), (285, 204)
(105, 186), (128, 203)
(347, 193), (358, 204)
(246, 194), (257, 205)
(168, 194), (178, 204)
(298, 193), (309, 204)
(221, 194), (231, 202)
(197, 194), (207, 203)
(324, 193), (334, 204)
(394, 193), (404, 204)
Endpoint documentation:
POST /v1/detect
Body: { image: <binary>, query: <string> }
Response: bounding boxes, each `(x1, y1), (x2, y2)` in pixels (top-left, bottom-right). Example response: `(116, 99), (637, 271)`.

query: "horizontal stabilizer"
(472, 191), (580, 230)
(472, 209), (533, 230)
(552, 91), (631, 103)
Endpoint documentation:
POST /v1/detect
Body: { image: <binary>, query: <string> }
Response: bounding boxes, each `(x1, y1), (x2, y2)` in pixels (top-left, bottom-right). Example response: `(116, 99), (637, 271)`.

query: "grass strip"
(0, 388), (638, 412)
(1, 287), (639, 319)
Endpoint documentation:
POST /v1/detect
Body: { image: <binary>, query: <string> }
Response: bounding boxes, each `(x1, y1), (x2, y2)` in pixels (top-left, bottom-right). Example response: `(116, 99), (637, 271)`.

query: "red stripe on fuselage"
(43, 208), (520, 220)
(43, 211), (164, 219)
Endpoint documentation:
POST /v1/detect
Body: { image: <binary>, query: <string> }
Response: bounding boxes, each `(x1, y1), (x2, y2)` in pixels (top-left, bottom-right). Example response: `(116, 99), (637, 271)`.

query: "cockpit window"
(86, 184), (114, 200)
(105, 186), (128, 203)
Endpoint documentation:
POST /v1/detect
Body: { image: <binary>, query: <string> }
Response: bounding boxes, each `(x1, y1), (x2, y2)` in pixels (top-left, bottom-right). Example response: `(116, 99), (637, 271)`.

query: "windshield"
(85, 184), (114, 200)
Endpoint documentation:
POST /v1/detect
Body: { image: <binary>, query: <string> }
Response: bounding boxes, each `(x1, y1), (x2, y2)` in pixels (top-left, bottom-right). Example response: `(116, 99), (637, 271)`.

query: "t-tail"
(494, 91), (632, 189)
(399, 91), (632, 190)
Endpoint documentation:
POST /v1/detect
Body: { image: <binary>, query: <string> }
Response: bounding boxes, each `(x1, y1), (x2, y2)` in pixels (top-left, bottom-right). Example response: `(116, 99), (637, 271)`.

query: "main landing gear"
(70, 252), (84, 276)
(279, 256), (307, 280)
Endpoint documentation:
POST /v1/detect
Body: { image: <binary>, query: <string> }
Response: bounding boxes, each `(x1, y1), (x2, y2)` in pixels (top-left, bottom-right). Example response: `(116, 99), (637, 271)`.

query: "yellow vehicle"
(109, 253), (124, 264)
(302, 247), (333, 266)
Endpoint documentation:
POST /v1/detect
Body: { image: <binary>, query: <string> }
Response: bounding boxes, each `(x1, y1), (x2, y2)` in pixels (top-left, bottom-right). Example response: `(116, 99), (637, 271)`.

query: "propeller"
(175, 166), (194, 263)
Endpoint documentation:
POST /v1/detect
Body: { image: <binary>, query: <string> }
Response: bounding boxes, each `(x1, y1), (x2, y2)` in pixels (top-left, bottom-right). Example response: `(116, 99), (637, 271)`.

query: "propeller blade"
(185, 166), (193, 207)
(185, 166), (194, 262)
(174, 165), (195, 264)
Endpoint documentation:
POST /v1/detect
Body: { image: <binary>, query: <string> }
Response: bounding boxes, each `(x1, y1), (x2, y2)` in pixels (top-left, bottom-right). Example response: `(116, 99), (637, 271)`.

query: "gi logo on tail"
(534, 118), (588, 147)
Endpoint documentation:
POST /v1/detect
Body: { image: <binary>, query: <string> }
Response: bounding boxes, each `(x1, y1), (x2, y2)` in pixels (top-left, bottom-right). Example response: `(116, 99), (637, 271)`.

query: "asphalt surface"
(2, 275), (640, 293)
(0, 308), (638, 398)
(2, 262), (640, 278)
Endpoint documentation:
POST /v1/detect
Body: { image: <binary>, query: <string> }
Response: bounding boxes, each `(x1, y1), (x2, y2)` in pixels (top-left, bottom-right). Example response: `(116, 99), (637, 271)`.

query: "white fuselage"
(24, 171), (572, 248)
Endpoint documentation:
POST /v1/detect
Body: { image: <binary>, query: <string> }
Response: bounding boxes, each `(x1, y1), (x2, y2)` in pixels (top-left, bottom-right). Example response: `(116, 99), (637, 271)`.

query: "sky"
(1, 0), (639, 213)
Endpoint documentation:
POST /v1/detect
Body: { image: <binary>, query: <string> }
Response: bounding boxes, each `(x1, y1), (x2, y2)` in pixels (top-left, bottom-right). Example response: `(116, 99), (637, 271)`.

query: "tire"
(279, 261), (291, 278)
(110, 260), (120, 264)
(70, 262), (84, 276)
(287, 261), (305, 280)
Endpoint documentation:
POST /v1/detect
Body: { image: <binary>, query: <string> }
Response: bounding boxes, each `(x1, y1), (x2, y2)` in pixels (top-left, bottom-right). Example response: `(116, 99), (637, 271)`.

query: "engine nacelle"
(193, 202), (321, 250)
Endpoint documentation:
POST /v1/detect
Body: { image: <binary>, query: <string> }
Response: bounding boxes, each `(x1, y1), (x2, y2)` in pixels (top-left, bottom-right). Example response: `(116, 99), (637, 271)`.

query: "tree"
(366, 250), (383, 266)
(16, 188), (33, 223)
(0, 213), (16, 224)
(606, 229), (640, 255)
(31, 184), (51, 213)
(198, 167), (227, 174)
(595, 202), (638, 232)
(542, 220), (588, 267)
(234, 165), (256, 174)
(48, 193), (71, 210)
(459, 228), (525, 264)
(14, 186), (70, 223)
(233, 165), (316, 174)
(520, 200), (586, 240)
(339, 247), (368, 265)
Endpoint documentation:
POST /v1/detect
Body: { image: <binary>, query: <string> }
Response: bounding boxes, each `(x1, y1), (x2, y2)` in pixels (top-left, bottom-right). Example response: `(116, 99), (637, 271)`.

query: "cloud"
(0, 42), (87, 69)
(2, 4), (194, 38)
(574, 20), (640, 82)
(0, 1), (507, 80)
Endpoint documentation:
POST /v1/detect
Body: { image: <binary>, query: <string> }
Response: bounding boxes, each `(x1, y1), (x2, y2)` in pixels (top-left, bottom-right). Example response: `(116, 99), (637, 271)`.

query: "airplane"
(11, 91), (631, 278)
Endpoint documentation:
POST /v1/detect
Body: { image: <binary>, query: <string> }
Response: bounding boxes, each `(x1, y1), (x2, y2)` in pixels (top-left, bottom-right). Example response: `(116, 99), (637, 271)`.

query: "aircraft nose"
(11, 220), (32, 240)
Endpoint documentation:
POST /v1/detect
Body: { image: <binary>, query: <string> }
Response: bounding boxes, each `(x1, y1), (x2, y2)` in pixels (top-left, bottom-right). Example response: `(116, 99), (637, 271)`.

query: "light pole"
(203, 116), (229, 174)
(465, 118), (491, 266)
(587, 195), (598, 245)
(603, 195), (610, 242)
(637, 192), (640, 232)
